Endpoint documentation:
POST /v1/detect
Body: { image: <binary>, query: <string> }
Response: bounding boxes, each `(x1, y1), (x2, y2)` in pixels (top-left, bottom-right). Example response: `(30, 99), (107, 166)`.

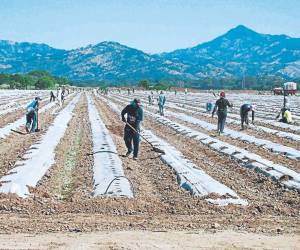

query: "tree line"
(138, 76), (300, 90)
(81, 76), (299, 90)
(0, 71), (71, 89)
(1, 71), (298, 90)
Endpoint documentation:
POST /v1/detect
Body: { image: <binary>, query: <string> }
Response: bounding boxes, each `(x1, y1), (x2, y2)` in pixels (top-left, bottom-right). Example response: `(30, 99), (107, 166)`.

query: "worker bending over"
(276, 107), (293, 124)
(25, 97), (41, 133)
(240, 104), (256, 130)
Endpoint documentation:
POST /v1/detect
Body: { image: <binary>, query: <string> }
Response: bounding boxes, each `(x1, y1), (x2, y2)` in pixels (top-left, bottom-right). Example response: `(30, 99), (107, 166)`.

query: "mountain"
(0, 40), (184, 82)
(0, 40), (68, 75)
(161, 25), (300, 78)
(62, 41), (176, 81)
(1, 25), (300, 82)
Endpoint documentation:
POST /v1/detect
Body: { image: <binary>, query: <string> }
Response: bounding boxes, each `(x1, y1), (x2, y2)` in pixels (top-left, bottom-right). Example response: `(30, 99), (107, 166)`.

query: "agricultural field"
(0, 89), (299, 248)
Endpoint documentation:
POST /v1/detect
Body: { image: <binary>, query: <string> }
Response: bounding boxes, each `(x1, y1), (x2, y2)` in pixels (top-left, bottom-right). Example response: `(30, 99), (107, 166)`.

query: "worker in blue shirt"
(26, 97), (41, 133)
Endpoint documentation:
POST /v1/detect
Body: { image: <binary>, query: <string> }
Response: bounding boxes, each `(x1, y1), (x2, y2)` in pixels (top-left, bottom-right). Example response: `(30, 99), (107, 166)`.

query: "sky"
(0, 0), (299, 53)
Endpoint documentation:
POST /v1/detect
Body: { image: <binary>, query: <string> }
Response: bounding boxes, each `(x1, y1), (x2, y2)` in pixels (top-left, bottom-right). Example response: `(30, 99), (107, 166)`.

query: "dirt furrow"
(144, 116), (299, 207)
(102, 96), (297, 203)
(35, 95), (94, 201)
(94, 95), (300, 232)
(164, 97), (299, 134)
(0, 100), (73, 178)
(0, 92), (298, 234)
(93, 94), (198, 211)
(169, 106), (300, 151)
(119, 94), (300, 149)
(167, 115), (300, 172)
(158, 97), (300, 135)
(109, 95), (299, 172)
(0, 100), (51, 128)
(0, 109), (26, 128)
(106, 97), (300, 205)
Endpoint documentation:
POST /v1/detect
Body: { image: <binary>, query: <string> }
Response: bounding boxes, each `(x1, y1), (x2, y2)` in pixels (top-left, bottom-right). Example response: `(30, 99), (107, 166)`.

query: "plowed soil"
(0, 92), (299, 249)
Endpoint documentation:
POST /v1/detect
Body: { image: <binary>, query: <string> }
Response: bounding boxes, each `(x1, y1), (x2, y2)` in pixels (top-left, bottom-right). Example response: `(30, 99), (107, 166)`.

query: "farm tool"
(125, 122), (165, 154)
(35, 109), (40, 132)
(11, 129), (26, 135)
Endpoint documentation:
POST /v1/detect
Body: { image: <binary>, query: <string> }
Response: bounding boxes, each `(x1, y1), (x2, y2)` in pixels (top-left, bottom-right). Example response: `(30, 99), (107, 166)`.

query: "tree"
(138, 79), (150, 89)
(28, 70), (51, 77)
(35, 76), (55, 89)
(0, 74), (10, 85)
(56, 76), (70, 86)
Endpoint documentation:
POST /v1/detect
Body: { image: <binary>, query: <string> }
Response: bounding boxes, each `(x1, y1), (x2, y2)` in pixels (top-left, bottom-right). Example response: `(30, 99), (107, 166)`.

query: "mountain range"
(1, 25), (300, 82)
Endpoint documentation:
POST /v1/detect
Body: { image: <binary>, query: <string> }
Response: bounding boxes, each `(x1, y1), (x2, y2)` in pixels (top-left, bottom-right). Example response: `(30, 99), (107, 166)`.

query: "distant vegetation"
(1, 71), (299, 91)
(138, 79), (172, 90)
(182, 76), (300, 90)
(73, 75), (299, 90)
(135, 76), (300, 90)
(0, 71), (71, 89)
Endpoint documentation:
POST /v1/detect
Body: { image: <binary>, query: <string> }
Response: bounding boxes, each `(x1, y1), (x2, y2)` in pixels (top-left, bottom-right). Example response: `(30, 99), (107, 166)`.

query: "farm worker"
(121, 98), (144, 160)
(240, 104), (256, 129)
(212, 91), (233, 134)
(148, 95), (152, 105)
(158, 91), (166, 116)
(56, 88), (62, 106)
(276, 103), (292, 123)
(206, 102), (214, 112)
(283, 109), (293, 124)
(151, 91), (154, 104)
(25, 97), (41, 133)
(50, 91), (56, 102)
(61, 87), (66, 105)
(278, 108), (292, 124)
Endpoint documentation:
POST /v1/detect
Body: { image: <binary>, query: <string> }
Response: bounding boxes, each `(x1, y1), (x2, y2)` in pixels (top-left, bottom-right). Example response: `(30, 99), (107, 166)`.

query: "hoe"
(126, 122), (165, 155)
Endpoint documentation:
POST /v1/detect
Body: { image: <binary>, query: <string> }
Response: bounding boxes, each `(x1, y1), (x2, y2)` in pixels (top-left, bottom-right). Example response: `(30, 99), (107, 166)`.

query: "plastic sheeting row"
(0, 92), (76, 139)
(108, 94), (300, 192)
(97, 93), (247, 205)
(111, 94), (300, 160)
(87, 93), (133, 198)
(0, 94), (81, 198)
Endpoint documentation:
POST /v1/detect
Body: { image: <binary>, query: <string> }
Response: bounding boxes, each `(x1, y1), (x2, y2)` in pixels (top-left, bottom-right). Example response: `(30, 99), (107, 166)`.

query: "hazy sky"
(0, 0), (299, 53)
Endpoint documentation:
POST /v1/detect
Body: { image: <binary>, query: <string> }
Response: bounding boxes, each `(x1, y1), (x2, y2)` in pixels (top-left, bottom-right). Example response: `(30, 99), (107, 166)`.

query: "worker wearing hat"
(121, 98), (144, 160)
(212, 91), (233, 134)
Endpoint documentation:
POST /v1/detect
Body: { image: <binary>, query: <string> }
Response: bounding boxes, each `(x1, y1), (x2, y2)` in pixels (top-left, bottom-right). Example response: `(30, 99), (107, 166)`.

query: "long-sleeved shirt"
(240, 104), (255, 121)
(158, 94), (166, 106)
(27, 100), (39, 111)
(212, 97), (232, 115)
(121, 102), (144, 129)
(284, 110), (292, 123)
